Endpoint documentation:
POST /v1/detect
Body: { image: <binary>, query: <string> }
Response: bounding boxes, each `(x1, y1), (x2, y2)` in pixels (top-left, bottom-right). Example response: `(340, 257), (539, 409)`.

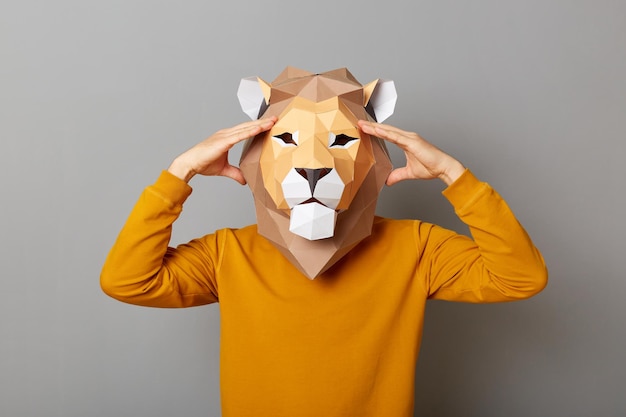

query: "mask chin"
(288, 202), (338, 240)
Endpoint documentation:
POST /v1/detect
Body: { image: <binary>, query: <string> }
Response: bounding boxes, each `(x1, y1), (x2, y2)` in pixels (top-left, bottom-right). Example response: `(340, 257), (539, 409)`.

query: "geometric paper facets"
(289, 202), (337, 240)
(238, 66), (396, 279)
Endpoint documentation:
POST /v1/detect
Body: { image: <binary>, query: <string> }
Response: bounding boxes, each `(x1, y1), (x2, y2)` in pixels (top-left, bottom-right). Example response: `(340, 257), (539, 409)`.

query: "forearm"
(427, 170), (548, 302)
(100, 171), (209, 307)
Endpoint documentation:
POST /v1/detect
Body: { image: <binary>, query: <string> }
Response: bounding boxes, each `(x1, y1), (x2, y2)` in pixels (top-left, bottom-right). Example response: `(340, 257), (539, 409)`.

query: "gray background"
(1, 0), (624, 416)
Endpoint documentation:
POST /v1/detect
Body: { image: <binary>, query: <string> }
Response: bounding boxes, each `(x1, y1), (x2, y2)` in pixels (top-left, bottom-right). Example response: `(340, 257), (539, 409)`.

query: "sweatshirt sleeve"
(420, 169), (548, 302)
(100, 171), (219, 308)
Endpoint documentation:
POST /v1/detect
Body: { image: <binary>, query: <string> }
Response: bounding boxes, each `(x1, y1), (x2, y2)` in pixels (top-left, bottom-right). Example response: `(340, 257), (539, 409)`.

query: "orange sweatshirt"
(101, 169), (547, 417)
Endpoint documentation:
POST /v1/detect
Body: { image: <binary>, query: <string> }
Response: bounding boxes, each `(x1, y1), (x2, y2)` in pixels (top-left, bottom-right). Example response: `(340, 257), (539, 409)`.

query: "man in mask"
(101, 67), (547, 417)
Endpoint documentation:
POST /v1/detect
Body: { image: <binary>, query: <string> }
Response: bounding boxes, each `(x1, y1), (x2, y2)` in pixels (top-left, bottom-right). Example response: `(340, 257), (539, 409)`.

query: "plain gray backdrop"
(1, 0), (625, 416)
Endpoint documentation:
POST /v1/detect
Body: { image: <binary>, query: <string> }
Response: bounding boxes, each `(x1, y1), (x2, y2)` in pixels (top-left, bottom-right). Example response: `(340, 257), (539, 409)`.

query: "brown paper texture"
(238, 67), (396, 278)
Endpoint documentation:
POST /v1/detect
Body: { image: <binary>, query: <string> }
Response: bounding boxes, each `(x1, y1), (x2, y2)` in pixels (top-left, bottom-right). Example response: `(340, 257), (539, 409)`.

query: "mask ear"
(363, 79), (397, 122)
(237, 76), (271, 119)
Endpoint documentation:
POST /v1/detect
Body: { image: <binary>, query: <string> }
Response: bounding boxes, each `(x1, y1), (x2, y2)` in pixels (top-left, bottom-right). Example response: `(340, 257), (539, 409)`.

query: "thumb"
(222, 165), (247, 185)
(386, 167), (411, 186)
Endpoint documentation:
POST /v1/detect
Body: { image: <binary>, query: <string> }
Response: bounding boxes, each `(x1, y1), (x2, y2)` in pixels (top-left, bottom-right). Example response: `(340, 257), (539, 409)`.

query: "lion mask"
(238, 67), (396, 279)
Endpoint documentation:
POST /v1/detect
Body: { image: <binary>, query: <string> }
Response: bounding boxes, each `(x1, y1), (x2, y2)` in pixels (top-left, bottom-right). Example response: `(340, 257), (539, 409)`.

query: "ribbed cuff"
(150, 170), (193, 205)
(441, 169), (486, 209)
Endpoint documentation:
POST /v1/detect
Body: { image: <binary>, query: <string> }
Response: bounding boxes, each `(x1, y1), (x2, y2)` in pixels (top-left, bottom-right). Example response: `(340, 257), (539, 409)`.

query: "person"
(101, 116), (547, 417)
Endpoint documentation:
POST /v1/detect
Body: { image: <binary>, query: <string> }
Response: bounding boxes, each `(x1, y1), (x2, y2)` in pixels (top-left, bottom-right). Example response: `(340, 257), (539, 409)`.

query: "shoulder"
(372, 216), (435, 235)
(201, 224), (262, 244)
(369, 216), (455, 252)
(205, 224), (275, 254)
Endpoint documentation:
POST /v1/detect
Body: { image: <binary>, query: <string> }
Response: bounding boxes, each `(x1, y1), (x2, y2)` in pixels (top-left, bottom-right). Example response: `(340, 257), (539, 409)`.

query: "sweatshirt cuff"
(150, 170), (193, 206)
(441, 169), (487, 209)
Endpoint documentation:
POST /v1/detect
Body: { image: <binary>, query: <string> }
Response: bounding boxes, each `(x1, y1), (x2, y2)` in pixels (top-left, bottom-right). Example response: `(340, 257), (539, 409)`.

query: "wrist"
(168, 157), (196, 183)
(438, 160), (466, 186)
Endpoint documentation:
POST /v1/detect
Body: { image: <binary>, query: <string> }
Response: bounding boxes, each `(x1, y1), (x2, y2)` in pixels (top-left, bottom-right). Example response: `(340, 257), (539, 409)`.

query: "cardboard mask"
(238, 67), (396, 279)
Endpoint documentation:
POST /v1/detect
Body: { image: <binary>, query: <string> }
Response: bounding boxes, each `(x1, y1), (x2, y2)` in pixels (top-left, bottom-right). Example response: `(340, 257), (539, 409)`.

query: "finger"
(358, 120), (416, 148)
(358, 120), (410, 136)
(223, 116), (277, 135)
(227, 125), (265, 142)
(357, 120), (379, 135)
(221, 118), (277, 146)
(371, 126), (414, 149)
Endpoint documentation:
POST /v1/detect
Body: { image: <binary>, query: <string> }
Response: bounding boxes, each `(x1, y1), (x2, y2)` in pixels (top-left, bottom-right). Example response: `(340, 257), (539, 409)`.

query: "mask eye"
(329, 133), (358, 148)
(272, 131), (298, 147)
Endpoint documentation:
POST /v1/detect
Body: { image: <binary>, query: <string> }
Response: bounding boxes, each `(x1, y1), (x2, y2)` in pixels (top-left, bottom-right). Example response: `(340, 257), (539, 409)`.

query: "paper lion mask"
(238, 67), (396, 279)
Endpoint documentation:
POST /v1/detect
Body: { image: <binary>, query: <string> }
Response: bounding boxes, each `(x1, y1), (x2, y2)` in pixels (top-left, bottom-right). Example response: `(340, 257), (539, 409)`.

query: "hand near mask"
(167, 117), (462, 187)
(168, 117), (277, 183)
(358, 120), (466, 186)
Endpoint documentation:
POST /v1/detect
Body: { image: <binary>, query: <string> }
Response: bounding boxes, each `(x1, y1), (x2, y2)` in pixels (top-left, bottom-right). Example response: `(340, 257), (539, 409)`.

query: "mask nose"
(295, 168), (332, 194)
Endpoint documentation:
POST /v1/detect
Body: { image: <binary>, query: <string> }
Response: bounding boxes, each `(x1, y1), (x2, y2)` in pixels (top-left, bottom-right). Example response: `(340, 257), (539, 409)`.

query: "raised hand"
(168, 117), (277, 183)
(358, 120), (466, 186)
